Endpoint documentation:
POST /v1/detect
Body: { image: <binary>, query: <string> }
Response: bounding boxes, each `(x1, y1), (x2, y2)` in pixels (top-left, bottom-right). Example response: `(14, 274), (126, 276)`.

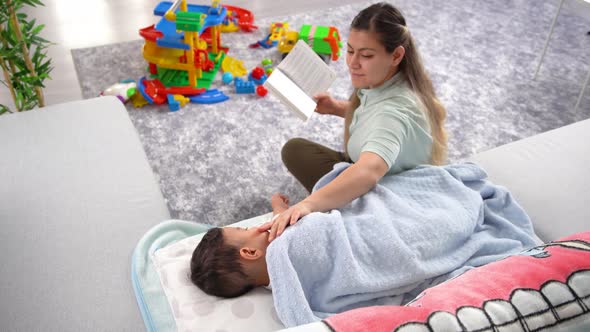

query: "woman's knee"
(281, 138), (310, 167)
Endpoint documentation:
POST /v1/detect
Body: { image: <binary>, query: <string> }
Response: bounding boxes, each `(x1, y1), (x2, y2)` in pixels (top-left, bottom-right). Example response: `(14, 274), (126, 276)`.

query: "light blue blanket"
(266, 163), (539, 327)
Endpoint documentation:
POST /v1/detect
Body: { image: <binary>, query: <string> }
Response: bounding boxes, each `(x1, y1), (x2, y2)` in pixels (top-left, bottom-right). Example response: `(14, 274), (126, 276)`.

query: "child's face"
(223, 227), (270, 252)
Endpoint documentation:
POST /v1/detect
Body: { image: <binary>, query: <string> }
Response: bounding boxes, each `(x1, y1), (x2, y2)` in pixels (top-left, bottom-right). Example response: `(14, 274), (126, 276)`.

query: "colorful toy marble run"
(139, 0), (239, 89)
(135, 0), (265, 110)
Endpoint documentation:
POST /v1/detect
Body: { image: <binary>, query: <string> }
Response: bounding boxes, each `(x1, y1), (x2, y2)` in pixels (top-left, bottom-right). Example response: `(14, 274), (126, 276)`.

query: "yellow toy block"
(173, 94), (190, 107)
(269, 22), (289, 42)
(131, 91), (149, 108)
(221, 56), (247, 77)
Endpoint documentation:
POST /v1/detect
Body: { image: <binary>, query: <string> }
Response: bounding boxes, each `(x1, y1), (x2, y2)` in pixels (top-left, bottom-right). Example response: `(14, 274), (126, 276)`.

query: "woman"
(260, 2), (447, 241)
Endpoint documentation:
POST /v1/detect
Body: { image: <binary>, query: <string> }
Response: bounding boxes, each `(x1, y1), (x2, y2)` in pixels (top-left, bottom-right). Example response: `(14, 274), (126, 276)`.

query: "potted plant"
(0, 0), (52, 115)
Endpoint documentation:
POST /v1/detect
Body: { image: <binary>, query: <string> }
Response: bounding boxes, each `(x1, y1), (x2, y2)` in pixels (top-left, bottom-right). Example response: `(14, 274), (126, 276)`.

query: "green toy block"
(176, 12), (204, 32)
(311, 26), (332, 54)
(299, 24), (312, 42)
(151, 52), (225, 89)
(298, 24), (332, 55)
(198, 52), (225, 88)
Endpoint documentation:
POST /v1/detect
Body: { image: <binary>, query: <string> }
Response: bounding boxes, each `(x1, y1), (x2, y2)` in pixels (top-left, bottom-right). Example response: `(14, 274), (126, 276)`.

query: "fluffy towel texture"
(266, 162), (539, 327)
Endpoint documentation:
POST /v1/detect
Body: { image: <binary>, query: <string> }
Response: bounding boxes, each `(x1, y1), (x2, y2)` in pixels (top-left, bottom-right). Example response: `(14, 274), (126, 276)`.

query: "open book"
(263, 40), (337, 121)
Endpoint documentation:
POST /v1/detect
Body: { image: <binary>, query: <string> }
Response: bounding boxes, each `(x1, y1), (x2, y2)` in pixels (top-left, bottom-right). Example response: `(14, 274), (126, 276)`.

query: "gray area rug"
(72, 0), (590, 225)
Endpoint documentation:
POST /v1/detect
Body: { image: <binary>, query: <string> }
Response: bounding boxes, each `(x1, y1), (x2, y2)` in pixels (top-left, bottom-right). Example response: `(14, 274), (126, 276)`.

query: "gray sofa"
(0, 97), (169, 331)
(0, 96), (588, 331)
(469, 118), (589, 242)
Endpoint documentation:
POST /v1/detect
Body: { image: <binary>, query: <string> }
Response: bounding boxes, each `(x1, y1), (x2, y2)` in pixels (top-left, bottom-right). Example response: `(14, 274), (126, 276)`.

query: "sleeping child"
(190, 163), (539, 327)
(190, 193), (288, 298)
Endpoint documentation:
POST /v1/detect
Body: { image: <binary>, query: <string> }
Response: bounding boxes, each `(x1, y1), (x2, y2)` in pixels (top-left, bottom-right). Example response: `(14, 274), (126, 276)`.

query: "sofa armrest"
(469, 119), (590, 242)
(0, 97), (170, 331)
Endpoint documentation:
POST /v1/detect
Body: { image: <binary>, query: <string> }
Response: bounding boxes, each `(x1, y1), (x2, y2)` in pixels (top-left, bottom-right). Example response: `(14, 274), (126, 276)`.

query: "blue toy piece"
(154, 1), (227, 27)
(234, 77), (255, 94)
(189, 89), (229, 104)
(222, 72), (234, 84)
(153, 1), (227, 49)
(248, 72), (268, 85)
(157, 36), (191, 50)
(137, 77), (155, 104)
(167, 94), (180, 112)
(248, 34), (277, 49)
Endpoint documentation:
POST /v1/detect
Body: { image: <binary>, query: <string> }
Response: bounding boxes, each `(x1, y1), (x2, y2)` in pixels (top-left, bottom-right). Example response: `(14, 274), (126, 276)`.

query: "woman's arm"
(302, 152), (388, 212)
(262, 151), (389, 241)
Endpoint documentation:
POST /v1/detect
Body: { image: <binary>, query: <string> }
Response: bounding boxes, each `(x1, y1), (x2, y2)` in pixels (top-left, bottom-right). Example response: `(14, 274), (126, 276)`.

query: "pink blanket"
(324, 232), (590, 332)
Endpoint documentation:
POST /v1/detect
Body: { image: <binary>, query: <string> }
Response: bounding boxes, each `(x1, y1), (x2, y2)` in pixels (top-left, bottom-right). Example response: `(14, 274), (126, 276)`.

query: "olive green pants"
(281, 138), (351, 193)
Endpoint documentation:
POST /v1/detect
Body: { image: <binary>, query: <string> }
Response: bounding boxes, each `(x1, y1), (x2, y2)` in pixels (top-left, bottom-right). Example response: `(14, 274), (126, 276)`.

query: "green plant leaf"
(0, 104), (11, 115)
(31, 35), (50, 45)
(0, 48), (19, 58)
(10, 0), (25, 12)
(22, 0), (45, 7)
(2, 0), (52, 111)
(31, 23), (44, 36)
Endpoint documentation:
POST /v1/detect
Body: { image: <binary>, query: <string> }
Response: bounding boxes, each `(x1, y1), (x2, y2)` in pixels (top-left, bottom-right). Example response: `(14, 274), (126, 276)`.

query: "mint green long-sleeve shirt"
(347, 73), (433, 175)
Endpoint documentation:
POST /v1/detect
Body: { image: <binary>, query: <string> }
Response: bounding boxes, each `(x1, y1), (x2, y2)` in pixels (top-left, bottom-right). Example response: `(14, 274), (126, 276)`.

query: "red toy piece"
(139, 24), (163, 42)
(141, 78), (206, 105)
(251, 67), (265, 80)
(223, 5), (258, 32)
(256, 85), (268, 97)
(142, 79), (168, 104)
(166, 86), (206, 96)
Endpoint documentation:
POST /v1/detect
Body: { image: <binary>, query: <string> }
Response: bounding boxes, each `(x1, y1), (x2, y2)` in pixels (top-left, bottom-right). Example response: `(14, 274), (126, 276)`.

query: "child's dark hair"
(190, 227), (255, 298)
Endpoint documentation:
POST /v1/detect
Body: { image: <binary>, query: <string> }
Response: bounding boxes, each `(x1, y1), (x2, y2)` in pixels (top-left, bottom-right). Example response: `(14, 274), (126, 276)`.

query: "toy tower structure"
(139, 0), (228, 88)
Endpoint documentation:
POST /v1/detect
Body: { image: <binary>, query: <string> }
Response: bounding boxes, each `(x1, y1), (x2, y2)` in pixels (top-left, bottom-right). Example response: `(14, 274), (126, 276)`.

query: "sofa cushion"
(469, 119), (590, 242)
(0, 97), (170, 331)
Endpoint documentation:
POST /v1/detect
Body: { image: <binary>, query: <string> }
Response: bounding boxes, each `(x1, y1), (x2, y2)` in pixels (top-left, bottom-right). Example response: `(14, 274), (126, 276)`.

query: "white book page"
(277, 40), (337, 97)
(264, 68), (316, 120)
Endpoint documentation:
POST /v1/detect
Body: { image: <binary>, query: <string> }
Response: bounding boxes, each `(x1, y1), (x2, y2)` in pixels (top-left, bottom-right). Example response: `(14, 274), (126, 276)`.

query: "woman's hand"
(314, 93), (346, 117)
(257, 200), (314, 242)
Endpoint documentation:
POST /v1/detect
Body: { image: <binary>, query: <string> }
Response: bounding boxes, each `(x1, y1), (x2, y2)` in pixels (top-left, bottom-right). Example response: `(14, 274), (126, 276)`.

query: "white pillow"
(152, 213), (286, 331)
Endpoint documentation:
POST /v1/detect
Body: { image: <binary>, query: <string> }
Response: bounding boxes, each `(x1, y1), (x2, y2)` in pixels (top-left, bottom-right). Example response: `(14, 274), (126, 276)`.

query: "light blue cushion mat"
(131, 220), (212, 332)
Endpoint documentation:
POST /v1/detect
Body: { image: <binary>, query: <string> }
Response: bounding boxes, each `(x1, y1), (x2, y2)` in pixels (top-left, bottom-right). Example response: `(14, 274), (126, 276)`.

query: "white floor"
(3, 0), (357, 109)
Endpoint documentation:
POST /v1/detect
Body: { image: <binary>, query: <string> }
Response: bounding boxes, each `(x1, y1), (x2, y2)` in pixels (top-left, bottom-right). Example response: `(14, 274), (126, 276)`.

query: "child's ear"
(239, 247), (263, 260)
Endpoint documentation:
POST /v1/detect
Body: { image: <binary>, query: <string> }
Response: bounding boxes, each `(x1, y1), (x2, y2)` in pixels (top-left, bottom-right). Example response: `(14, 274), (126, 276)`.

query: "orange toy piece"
(324, 26), (342, 61)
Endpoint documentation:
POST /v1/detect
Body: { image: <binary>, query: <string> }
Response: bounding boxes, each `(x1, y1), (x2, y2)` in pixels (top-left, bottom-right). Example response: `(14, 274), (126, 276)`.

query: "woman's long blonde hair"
(345, 2), (447, 165)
